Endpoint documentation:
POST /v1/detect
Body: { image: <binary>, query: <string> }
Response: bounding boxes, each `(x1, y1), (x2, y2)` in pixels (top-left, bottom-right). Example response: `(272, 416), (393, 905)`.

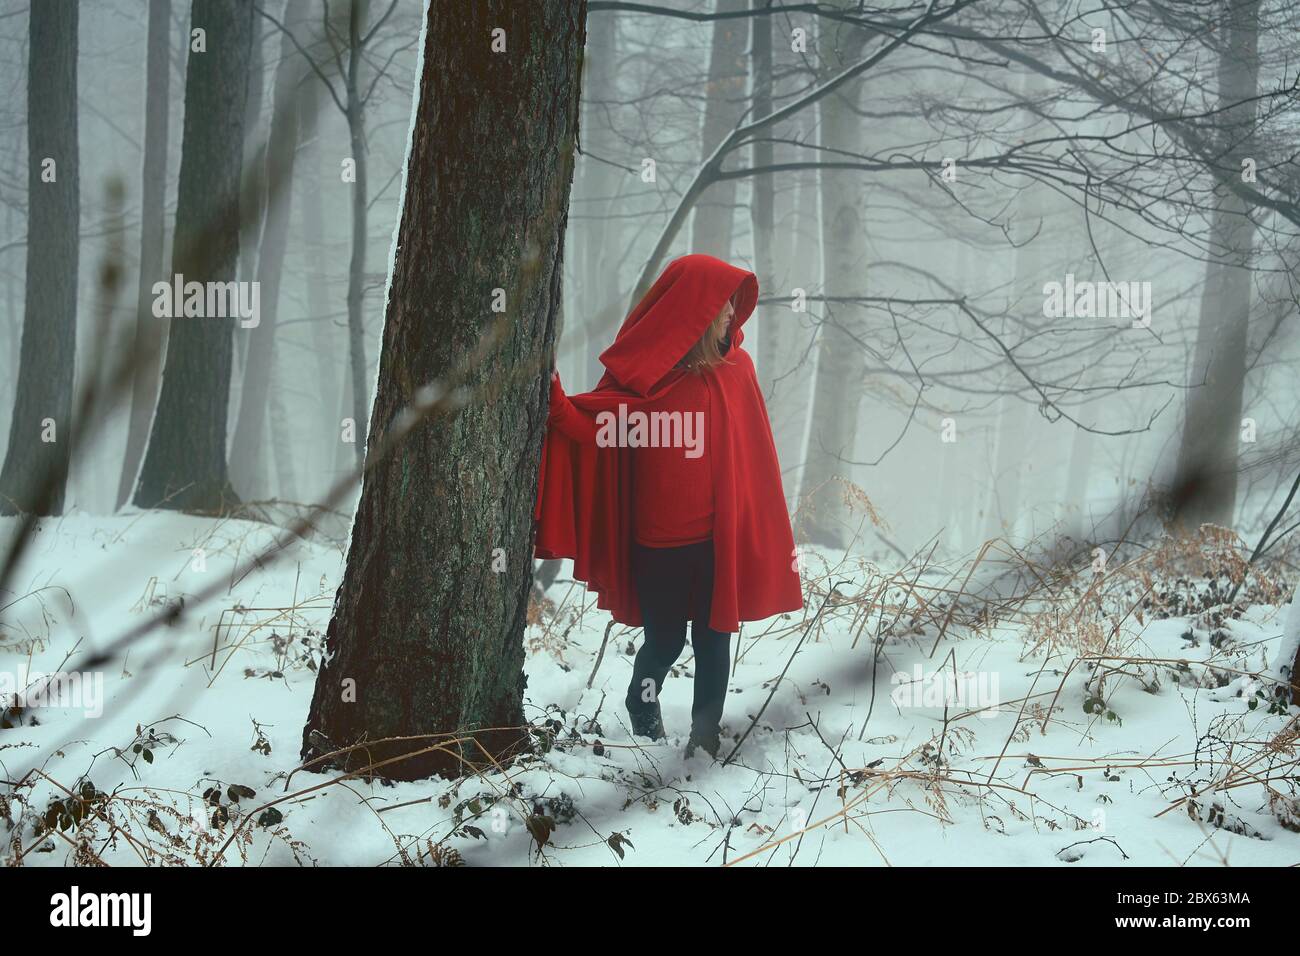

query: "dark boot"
(627, 697), (666, 741)
(686, 625), (729, 761)
(685, 727), (721, 759)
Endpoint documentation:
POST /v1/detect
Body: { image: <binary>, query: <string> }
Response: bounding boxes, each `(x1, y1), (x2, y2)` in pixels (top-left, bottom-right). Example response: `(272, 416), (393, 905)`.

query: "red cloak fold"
(534, 254), (803, 633)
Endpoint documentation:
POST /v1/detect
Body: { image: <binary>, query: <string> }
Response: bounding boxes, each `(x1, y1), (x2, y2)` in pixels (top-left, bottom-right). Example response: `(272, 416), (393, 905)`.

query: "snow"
(1, 513), (1296, 866)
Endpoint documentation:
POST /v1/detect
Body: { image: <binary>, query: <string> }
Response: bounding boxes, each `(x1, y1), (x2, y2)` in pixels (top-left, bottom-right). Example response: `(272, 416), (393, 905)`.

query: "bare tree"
(302, 0), (587, 781)
(228, 0), (313, 499)
(134, 0), (255, 512)
(796, 0), (869, 547)
(1172, 0), (1264, 528)
(0, 0), (79, 516)
(116, 0), (172, 510)
(691, 0), (749, 259)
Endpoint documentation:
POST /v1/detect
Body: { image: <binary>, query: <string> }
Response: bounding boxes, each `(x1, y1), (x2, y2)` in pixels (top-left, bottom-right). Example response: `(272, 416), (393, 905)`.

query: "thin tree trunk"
(116, 0), (172, 510)
(3, 206), (16, 435)
(343, 0), (371, 471)
(231, 17), (269, 494)
(1171, 0), (1261, 529)
(689, 0), (748, 259)
(235, 14), (266, 375)
(751, 0), (777, 386)
(134, 0), (253, 513)
(796, 3), (868, 548)
(772, 149), (820, 493)
(983, 367), (1032, 542)
(1063, 423), (1094, 523)
(298, 80), (342, 501)
(301, 0), (587, 782)
(982, 69), (1056, 542)
(0, 0), (79, 516)
(578, 12), (620, 387)
(269, 365), (298, 501)
(935, 243), (974, 550)
(936, 427), (963, 551)
(229, 0), (311, 499)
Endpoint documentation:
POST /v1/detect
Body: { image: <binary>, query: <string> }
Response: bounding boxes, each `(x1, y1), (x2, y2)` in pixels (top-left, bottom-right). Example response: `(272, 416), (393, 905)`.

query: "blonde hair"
(677, 295), (735, 374)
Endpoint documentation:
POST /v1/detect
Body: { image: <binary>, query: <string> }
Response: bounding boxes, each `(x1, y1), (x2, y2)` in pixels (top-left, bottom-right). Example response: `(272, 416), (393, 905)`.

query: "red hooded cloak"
(534, 254), (803, 633)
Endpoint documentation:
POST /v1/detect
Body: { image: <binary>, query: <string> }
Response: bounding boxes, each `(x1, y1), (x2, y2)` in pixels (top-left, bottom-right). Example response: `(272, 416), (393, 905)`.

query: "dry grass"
(5, 474), (1299, 865)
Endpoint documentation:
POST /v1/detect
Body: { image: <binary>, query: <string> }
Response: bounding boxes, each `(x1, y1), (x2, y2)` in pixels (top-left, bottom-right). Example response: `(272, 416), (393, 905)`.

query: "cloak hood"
(534, 254), (802, 633)
(598, 254), (759, 397)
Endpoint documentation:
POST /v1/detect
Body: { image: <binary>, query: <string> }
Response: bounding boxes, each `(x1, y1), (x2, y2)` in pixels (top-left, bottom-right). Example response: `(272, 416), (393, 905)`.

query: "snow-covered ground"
(1, 513), (1296, 866)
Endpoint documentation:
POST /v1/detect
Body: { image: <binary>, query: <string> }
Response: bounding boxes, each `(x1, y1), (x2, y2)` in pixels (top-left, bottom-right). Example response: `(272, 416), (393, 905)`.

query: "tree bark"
(0, 0), (79, 516)
(301, 0), (587, 782)
(116, 0), (172, 510)
(134, 0), (253, 513)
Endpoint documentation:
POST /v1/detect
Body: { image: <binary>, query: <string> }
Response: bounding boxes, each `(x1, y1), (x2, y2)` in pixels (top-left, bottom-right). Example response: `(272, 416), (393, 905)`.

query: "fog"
(2, 0), (1300, 877)
(3, 1), (1296, 563)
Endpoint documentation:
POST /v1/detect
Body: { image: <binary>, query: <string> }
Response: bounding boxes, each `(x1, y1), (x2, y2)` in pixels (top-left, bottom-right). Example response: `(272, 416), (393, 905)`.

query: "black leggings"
(625, 538), (732, 737)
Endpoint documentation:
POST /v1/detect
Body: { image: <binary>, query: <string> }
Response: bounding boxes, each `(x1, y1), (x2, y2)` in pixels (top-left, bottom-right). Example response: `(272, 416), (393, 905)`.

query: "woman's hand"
(546, 367), (598, 444)
(547, 366), (565, 420)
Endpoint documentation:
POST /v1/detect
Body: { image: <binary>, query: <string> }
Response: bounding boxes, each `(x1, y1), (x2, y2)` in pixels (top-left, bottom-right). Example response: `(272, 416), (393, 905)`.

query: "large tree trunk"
(133, 0), (253, 513)
(116, 0), (171, 510)
(795, 3), (868, 548)
(1171, 0), (1261, 529)
(301, 0), (587, 782)
(228, 0), (311, 499)
(0, 0), (79, 516)
(689, 0), (748, 259)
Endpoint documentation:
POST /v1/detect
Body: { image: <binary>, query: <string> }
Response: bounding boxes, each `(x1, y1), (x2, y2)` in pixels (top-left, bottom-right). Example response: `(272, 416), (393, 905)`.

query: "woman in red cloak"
(534, 254), (803, 758)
